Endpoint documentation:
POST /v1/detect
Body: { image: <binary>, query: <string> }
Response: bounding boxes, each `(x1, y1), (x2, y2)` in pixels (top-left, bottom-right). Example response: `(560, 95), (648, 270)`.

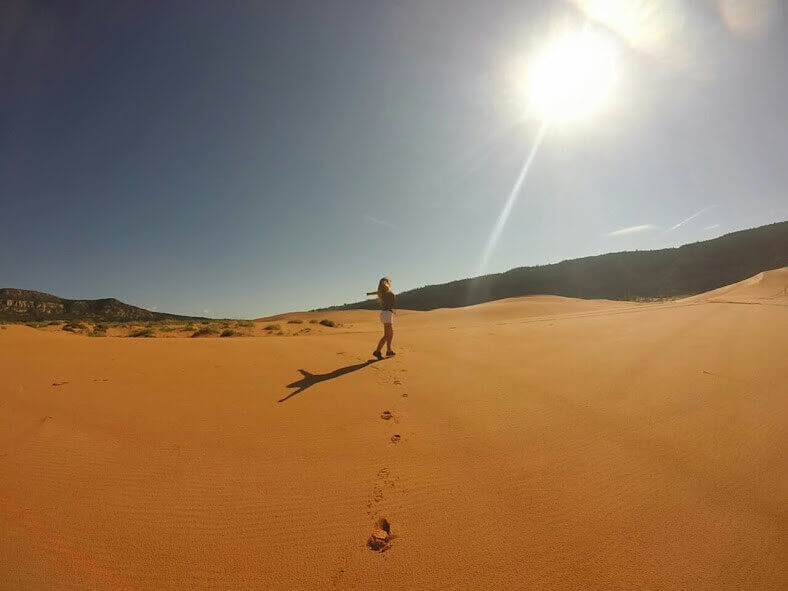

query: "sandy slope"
(1, 273), (786, 590)
(682, 267), (788, 305)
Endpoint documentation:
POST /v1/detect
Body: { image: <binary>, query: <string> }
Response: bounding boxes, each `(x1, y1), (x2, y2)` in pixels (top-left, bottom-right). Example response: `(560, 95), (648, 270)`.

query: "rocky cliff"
(0, 289), (194, 321)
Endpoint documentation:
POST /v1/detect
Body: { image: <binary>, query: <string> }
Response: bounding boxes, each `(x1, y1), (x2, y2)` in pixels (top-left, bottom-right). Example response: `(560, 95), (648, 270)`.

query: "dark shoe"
(386, 351), (396, 357)
(373, 350), (383, 360)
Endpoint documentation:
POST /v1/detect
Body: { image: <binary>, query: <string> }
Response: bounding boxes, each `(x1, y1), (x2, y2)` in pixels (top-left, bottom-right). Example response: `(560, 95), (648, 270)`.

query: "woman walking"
(367, 277), (395, 360)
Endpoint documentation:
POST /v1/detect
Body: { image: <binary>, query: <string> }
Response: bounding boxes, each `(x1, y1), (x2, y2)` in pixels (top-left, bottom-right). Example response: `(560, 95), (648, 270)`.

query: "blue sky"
(2, 1), (786, 318)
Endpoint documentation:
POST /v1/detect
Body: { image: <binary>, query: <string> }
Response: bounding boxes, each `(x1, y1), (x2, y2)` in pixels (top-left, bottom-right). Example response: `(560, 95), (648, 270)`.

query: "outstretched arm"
(366, 291), (377, 296)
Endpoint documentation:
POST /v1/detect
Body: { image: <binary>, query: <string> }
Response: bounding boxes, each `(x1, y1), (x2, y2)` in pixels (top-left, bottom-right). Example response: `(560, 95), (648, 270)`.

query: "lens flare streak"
(477, 120), (550, 274)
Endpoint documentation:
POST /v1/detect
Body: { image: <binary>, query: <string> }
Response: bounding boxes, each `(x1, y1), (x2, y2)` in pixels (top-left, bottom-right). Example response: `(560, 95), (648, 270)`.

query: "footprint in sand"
(367, 517), (392, 552)
(390, 434), (401, 445)
(51, 381), (68, 387)
(367, 468), (393, 513)
(380, 410), (393, 421)
(401, 393), (408, 398)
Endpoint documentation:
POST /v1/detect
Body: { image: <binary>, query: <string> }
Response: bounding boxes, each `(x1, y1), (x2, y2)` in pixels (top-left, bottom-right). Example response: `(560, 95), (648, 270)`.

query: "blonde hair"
(376, 277), (391, 302)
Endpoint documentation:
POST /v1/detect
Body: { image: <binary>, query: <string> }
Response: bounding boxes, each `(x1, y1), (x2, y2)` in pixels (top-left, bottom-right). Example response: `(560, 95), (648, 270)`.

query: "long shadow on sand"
(279, 358), (384, 402)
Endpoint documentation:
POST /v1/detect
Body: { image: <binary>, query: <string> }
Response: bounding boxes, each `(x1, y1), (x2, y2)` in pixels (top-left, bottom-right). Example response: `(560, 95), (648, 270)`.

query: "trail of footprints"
(365, 363), (409, 553)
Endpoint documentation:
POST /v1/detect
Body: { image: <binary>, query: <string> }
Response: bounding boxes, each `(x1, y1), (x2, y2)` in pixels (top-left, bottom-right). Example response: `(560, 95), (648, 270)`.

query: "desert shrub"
(309, 319), (318, 324)
(88, 329), (107, 337)
(184, 323), (194, 331)
(264, 324), (280, 331)
(192, 326), (218, 337)
(63, 322), (86, 332)
(158, 325), (173, 333)
(235, 320), (254, 328)
(129, 328), (155, 338)
(220, 329), (236, 337)
(319, 319), (335, 327)
(48, 320), (61, 326)
(26, 322), (43, 328)
(94, 323), (108, 331)
(287, 319), (303, 324)
(277, 330), (284, 335)
(200, 320), (210, 325)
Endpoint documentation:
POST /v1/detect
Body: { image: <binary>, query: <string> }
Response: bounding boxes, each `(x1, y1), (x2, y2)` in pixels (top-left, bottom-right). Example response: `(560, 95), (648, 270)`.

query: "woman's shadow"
(279, 358), (383, 402)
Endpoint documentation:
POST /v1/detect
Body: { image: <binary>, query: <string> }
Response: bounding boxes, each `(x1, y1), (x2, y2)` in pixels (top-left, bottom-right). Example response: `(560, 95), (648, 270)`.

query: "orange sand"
(2, 269), (786, 590)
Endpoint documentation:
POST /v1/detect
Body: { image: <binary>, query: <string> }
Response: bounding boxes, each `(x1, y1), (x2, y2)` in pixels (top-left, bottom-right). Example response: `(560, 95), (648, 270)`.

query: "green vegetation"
(264, 324), (281, 331)
(287, 319), (303, 324)
(192, 326), (218, 337)
(319, 319), (335, 327)
(48, 320), (61, 326)
(235, 320), (254, 328)
(89, 323), (108, 337)
(26, 321), (43, 328)
(184, 323), (194, 331)
(63, 322), (86, 333)
(129, 328), (155, 338)
(220, 329), (236, 337)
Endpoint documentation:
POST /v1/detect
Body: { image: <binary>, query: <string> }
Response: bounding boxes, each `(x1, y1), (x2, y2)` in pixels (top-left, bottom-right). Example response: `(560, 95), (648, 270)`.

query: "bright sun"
(529, 31), (617, 122)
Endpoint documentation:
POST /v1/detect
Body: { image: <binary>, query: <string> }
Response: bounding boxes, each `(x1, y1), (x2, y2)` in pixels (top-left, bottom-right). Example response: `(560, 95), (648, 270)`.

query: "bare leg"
(376, 332), (386, 353)
(384, 324), (393, 353)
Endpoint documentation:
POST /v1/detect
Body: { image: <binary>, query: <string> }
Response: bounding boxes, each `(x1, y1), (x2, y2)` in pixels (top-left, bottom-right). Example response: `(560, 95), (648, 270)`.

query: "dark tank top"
(381, 292), (395, 311)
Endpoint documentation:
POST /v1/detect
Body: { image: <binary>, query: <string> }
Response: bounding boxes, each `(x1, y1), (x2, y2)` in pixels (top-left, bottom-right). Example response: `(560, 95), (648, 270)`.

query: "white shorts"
(380, 310), (394, 325)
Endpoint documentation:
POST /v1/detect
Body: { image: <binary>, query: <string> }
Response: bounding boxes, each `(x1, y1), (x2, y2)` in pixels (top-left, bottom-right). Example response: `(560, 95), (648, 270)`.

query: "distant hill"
(0, 289), (200, 322)
(325, 221), (788, 311)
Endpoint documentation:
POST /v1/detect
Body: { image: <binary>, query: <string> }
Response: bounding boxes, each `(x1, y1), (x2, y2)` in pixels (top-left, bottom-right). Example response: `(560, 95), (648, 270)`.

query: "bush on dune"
(129, 328), (155, 338)
(192, 326), (218, 337)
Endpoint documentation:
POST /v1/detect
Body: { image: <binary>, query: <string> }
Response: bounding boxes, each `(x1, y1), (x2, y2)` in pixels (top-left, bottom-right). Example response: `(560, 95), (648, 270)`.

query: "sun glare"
(529, 31), (617, 121)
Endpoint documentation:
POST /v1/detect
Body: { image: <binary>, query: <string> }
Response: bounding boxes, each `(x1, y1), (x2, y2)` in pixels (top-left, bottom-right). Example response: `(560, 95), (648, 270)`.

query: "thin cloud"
(704, 223), (720, 230)
(666, 206), (713, 232)
(607, 224), (659, 236)
(364, 214), (397, 230)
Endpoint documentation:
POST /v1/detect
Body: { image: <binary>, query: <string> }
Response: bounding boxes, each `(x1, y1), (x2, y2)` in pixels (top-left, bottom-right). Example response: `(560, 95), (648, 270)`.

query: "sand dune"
(2, 271), (786, 590)
(682, 266), (788, 304)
